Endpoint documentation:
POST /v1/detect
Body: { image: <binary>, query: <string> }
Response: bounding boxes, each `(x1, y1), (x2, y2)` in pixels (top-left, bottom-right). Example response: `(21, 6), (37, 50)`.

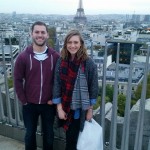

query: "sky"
(0, 0), (150, 15)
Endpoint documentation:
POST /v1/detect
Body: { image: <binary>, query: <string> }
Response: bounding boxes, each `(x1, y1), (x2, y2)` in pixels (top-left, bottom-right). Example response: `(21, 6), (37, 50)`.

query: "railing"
(0, 37), (150, 150)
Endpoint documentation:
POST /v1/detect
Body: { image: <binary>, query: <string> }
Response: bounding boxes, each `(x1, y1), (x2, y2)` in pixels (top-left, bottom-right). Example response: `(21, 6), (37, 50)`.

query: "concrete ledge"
(0, 123), (65, 150)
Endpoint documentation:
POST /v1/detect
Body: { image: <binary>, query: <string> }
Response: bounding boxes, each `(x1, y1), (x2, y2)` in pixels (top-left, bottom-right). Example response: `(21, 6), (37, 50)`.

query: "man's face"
(31, 25), (49, 46)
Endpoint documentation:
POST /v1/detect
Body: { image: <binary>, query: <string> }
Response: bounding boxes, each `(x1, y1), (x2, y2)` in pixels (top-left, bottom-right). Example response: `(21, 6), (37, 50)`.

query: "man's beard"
(33, 39), (47, 46)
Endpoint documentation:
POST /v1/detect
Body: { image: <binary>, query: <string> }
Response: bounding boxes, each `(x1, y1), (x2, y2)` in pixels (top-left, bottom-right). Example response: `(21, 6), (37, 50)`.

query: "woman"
(52, 29), (98, 150)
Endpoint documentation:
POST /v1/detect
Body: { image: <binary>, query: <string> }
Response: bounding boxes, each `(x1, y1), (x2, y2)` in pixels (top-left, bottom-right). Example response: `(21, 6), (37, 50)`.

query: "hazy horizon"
(0, 0), (150, 15)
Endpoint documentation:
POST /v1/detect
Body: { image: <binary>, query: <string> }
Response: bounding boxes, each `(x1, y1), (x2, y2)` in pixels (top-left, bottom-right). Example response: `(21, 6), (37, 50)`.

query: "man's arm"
(14, 54), (27, 105)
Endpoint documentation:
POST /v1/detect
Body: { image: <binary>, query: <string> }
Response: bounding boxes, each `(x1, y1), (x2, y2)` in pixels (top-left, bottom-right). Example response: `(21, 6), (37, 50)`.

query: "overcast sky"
(0, 0), (150, 15)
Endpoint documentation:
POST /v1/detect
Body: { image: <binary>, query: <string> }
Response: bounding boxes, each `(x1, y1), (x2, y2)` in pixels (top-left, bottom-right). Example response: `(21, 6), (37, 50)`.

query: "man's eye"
(34, 31), (46, 34)
(41, 31), (46, 34)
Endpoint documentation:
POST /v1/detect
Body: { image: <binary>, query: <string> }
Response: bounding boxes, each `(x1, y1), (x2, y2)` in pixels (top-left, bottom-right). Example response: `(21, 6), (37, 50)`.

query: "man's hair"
(31, 21), (48, 32)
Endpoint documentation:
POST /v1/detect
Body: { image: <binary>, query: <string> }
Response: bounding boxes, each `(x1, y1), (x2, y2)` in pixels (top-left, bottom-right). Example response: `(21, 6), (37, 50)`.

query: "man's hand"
(47, 100), (53, 105)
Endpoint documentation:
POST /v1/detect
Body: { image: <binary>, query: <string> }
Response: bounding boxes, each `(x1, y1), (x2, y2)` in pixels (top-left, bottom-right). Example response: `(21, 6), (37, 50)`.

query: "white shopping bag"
(77, 118), (103, 150)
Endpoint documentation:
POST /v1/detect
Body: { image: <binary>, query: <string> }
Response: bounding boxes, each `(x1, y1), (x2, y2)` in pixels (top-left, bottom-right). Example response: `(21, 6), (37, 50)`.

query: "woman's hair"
(61, 29), (88, 61)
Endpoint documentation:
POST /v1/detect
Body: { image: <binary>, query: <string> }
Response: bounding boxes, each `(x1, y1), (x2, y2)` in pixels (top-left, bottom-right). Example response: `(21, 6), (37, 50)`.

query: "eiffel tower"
(73, 0), (87, 24)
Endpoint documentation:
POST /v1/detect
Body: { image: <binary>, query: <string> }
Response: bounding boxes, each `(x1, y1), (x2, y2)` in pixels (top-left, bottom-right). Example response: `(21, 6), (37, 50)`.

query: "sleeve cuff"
(90, 99), (96, 105)
(52, 97), (61, 104)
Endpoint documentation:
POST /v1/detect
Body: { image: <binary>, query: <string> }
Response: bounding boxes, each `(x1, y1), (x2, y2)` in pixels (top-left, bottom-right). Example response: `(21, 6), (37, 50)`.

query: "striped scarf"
(71, 65), (90, 110)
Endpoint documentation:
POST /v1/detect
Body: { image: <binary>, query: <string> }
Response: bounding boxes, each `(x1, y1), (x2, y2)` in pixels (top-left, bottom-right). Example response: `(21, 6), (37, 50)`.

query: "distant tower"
(73, 0), (87, 24)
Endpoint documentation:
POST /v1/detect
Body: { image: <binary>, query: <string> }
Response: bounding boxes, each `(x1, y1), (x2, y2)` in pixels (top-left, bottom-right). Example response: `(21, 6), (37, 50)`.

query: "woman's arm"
(52, 58), (67, 120)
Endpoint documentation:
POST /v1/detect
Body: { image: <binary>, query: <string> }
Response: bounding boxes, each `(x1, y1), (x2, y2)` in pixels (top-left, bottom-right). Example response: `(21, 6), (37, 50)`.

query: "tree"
(8, 77), (13, 89)
(134, 84), (142, 100)
(47, 27), (56, 48)
(98, 84), (113, 101)
(93, 96), (101, 110)
(117, 94), (126, 116)
(134, 74), (150, 101)
(93, 95), (111, 110)
(94, 85), (114, 110)
(48, 38), (54, 48)
(106, 85), (114, 102)
(94, 45), (101, 50)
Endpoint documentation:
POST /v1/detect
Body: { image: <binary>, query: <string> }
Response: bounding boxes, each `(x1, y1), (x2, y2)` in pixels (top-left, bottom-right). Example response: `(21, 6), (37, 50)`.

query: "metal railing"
(0, 36), (150, 150)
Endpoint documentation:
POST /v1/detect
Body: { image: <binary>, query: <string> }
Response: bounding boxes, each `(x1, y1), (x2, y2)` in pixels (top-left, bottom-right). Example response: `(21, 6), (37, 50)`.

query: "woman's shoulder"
(56, 57), (62, 64)
(54, 57), (62, 71)
(85, 57), (96, 67)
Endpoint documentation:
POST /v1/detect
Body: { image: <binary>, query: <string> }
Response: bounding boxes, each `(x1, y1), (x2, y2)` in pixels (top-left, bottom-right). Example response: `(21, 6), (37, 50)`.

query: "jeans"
(23, 103), (55, 150)
(65, 118), (80, 150)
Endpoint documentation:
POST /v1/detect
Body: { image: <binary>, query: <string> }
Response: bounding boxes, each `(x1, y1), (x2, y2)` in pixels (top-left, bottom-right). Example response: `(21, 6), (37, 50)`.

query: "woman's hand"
(57, 109), (67, 120)
(57, 104), (67, 120)
(86, 107), (93, 121)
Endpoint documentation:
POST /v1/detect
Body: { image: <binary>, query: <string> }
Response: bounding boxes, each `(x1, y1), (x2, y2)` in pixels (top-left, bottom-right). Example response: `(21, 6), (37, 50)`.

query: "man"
(14, 21), (60, 150)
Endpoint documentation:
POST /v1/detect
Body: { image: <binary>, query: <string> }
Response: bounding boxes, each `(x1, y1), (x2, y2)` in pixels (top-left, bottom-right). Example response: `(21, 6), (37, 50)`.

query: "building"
(98, 63), (144, 95)
(0, 27), (14, 38)
(0, 45), (19, 77)
(144, 15), (150, 22)
(107, 40), (142, 64)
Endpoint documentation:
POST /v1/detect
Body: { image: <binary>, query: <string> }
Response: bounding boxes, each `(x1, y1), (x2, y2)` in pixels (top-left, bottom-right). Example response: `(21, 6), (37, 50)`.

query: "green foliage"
(8, 77), (13, 89)
(47, 27), (56, 48)
(134, 74), (150, 100)
(95, 74), (150, 116)
(117, 74), (150, 116)
(105, 96), (111, 103)
(117, 94), (126, 116)
(136, 50), (141, 55)
(94, 85), (114, 110)
(48, 38), (54, 48)
(93, 96), (101, 110)
(48, 27), (56, 38)
(134, 84), (142, 100)
(106, 85), (114, 102)
(98, 84), (113, 100)
(94, 45), (101, 50)
(131, 99), (137, 106)
(97, 85), (128, 117)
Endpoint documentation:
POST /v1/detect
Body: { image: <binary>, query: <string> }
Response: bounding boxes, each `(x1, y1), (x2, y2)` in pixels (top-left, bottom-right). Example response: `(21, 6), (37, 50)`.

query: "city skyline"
(0, 0), (150, 15)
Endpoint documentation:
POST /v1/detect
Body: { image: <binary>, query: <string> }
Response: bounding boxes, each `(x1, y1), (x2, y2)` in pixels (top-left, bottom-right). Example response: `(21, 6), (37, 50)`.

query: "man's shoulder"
(16, 46), (31, 61)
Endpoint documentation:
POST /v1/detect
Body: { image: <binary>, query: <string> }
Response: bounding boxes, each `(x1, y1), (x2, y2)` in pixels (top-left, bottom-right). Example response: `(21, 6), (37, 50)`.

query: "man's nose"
(38, 32), (43, 36)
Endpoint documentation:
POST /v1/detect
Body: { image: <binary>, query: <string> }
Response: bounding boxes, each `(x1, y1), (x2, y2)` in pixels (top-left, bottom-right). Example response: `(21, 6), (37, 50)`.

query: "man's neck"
(33, 45), (47, 53)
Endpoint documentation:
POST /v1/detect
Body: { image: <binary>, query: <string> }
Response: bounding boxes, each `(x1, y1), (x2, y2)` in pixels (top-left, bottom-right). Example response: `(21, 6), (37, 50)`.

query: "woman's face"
(66, 35), (81, 58)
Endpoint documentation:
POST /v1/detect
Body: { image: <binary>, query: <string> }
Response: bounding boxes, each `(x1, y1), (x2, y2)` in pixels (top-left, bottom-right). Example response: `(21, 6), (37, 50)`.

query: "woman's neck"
(70, 54), (75, 61)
